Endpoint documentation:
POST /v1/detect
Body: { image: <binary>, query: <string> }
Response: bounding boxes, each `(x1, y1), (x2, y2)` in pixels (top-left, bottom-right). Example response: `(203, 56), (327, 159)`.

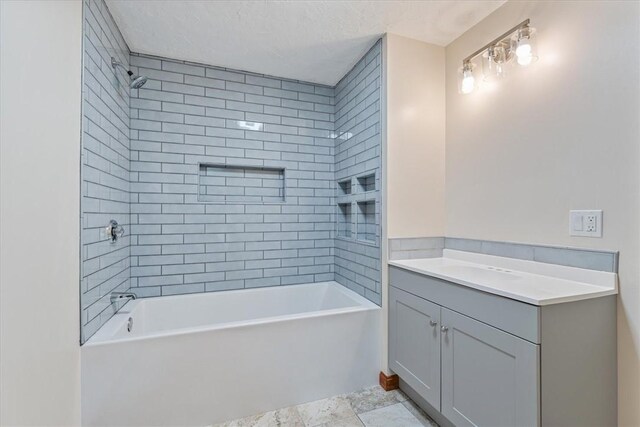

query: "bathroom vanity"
(388, 250), (618, 427)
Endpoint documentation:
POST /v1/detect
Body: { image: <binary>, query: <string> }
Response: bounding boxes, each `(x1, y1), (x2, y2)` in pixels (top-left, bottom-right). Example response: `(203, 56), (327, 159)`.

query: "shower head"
(111, 57), (148, 89)
(130, 75), (148, 89)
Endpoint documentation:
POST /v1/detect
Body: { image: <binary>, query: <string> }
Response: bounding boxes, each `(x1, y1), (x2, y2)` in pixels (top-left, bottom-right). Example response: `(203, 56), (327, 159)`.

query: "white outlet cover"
(570, 210), (603, 237)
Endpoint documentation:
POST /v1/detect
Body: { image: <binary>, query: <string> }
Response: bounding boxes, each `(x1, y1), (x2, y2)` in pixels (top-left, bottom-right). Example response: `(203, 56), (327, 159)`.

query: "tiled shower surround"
(80, 0), (382, 341)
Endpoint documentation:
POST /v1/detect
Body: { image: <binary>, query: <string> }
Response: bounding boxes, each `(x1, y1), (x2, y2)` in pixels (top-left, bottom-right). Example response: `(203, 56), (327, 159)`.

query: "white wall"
(382, 34), (446, 373)
(386, 34), (446, 239)
(445, 1), (640, 424)
(0, 1), (83, 425)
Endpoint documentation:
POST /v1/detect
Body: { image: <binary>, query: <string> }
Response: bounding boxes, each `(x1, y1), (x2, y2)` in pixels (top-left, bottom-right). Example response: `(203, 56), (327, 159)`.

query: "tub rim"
(84, 281), (379, 347)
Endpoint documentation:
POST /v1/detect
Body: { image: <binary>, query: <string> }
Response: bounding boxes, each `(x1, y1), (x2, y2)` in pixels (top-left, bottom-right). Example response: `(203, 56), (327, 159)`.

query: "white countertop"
(389, 250), (618, 306)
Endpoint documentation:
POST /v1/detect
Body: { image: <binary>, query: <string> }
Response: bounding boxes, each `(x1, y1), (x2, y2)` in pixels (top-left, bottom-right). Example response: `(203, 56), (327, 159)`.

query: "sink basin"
(438, 265), (522, 281)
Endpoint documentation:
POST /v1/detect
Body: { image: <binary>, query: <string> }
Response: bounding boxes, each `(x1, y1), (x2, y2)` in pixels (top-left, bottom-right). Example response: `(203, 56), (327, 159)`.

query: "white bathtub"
(81, 281), (381, 426)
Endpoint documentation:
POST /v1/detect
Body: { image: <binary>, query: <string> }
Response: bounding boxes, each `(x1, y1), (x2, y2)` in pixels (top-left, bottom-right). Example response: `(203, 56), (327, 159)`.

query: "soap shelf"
(337, 203), (353, 238)
(357, 173), (375, 193)
(335, 170), (378, 244)
(198, 163), (285, 204)
(356, 199), (377, 244)
(338, 179), (352, 196)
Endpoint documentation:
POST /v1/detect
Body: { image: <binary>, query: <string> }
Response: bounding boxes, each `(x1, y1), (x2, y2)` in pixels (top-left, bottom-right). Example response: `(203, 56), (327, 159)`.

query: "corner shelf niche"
(357, 173), (376, 193)
(356, 200), (376, 243)
(338, 179), (352, 196)
(337, 203), (353, 238)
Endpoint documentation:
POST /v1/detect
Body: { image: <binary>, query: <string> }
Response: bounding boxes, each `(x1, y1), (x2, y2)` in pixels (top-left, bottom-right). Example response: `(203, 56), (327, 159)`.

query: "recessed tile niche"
(336, 171), (378, 244)
(357, 173), (375, 193)
(356, 200), (376, 243)
(338, 179), (352, 196)
(337, 203), (353, 238)
(198, 164), (285, 203)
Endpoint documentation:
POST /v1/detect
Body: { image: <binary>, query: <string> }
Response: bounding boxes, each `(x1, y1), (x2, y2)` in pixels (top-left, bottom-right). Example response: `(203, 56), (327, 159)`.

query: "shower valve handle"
(106, 219), (125, 243)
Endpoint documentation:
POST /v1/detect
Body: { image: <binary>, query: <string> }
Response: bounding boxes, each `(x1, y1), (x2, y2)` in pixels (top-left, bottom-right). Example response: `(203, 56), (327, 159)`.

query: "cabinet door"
(441, 308), (540, 427)
(389, 286), (441, 409)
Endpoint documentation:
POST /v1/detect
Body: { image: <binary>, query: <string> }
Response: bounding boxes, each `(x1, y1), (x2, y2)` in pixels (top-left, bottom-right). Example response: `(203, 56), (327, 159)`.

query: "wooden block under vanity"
(379, 371), (399, 391)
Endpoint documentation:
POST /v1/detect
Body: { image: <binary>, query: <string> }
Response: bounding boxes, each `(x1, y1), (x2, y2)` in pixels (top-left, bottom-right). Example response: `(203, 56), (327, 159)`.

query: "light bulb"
(515, 26), (537, 67)
(458, 62), (476, 94)
(516, 39), (532, 65)
(516, 40), (532, 58)
(517, 54), (533, 66)
(461, 70), (475, 94)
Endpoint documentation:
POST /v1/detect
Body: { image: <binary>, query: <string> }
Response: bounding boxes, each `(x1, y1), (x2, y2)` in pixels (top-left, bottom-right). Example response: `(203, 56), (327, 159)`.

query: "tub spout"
(110, 291), (137, 306)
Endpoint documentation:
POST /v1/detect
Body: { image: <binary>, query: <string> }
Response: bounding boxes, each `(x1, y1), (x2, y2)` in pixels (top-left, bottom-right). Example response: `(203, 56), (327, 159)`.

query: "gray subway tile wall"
(81, 0), (132, 341)
(128, 51), (339, 299)
(334, 41), (382, 304)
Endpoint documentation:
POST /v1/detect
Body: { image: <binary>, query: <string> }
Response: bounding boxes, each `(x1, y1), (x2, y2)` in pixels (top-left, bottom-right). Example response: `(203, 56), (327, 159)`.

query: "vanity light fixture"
(458, 19), (537, 94)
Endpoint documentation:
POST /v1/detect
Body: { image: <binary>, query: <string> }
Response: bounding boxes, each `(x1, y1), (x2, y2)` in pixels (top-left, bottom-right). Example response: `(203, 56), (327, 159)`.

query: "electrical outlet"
(570, 210), (602, 237)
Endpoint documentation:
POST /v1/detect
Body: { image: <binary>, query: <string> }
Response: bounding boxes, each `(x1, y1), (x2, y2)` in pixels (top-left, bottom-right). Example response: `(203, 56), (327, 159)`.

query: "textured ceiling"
(105, 0), (505, 86)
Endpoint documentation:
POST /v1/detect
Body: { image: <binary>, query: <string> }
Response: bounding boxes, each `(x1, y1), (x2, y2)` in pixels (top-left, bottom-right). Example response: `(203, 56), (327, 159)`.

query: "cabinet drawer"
(390, 265), (540, 343)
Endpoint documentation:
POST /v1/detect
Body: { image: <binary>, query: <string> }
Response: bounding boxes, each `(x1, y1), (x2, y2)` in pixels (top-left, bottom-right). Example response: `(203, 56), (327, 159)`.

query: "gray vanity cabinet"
(389, 286), (441, 409)
(440, 308), (539, 427)
(388, 287), (539, 427)
(389, 265), (617, 427)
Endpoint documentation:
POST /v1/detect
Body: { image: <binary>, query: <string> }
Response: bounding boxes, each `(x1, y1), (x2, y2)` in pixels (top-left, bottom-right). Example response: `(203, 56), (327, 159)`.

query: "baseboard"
(379, 371), (399, 391)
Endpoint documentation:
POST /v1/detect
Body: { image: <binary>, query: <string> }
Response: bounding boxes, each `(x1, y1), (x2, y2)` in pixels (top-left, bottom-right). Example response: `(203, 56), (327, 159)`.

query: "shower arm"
(111, 57), (133, 77)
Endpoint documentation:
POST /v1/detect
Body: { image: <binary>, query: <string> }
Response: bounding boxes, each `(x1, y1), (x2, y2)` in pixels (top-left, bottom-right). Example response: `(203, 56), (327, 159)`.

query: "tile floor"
(213, 386), (439, 427)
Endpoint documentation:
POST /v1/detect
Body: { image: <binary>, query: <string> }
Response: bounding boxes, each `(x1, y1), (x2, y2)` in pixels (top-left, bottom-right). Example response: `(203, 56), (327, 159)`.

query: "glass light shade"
(482, 43), (512, 81)
(514, 27), (538, 66)
(457, 62), (477, 94)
